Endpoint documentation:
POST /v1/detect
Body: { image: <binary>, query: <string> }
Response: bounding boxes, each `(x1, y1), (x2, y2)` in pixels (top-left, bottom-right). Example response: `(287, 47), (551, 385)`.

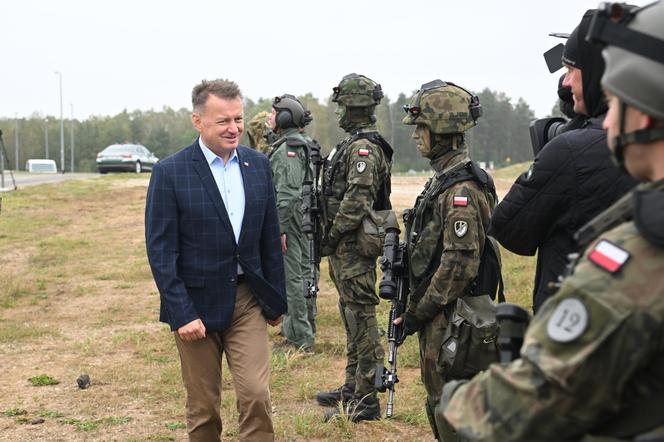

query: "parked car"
(96, 143), (158, 174)
(26, 159), (57, 173)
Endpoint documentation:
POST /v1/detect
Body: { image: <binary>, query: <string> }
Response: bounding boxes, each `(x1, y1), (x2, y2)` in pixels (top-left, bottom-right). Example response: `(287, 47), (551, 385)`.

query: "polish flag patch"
(588, 240), (630, 273)
(358, 148), (370, 156)
(453, 196), (469, 207)
(287, 151), (297, 157)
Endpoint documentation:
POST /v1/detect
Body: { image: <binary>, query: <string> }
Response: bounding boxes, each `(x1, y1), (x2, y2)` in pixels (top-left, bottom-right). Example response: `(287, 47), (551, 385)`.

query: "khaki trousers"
(174, 282), (273, 442)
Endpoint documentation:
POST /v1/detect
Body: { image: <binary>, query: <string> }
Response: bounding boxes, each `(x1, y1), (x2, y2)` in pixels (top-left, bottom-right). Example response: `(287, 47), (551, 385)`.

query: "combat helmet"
(402, 80), (482, 134)
(587, 1), (664, 152)
(272, 94), (312, 130)
(332, 73), (383, 107)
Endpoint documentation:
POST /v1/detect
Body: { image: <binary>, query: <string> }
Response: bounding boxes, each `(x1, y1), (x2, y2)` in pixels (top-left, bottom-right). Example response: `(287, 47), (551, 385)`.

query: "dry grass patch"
(0, 171), (533, 441)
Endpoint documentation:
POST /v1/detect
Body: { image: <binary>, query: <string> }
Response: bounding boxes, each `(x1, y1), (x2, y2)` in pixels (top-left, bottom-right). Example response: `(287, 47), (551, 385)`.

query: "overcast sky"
(1, 0), (644, 121)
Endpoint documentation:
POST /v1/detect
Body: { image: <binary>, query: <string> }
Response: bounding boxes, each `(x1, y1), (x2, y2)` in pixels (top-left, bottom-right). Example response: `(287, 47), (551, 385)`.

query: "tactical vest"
(321, 130), (393, 231)
(406, 160), (503, 302)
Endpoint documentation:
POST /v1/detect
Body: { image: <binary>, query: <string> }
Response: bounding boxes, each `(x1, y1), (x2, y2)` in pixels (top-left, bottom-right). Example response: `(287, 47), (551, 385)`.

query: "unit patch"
(358, 148), (370, 156)
(588, 240), (630, 273)
(454, 220), (468, 238)
(546, 298), (588, 343)
(453, 196), (469, 207)
(287, 151), (297, 157)
(356, 161), (367, 173)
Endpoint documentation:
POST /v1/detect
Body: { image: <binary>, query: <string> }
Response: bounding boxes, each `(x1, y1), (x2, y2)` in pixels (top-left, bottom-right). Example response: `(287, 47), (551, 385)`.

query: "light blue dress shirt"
(199, 138), (245, 273)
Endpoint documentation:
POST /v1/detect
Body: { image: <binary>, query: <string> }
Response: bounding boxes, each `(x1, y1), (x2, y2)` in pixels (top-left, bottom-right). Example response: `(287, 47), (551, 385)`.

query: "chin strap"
(615, 127), (664, 146)
(613, 100), (664, 166)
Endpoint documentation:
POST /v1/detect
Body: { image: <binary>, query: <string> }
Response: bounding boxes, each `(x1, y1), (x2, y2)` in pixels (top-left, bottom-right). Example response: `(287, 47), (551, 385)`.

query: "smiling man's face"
(192, 94), (244, 158)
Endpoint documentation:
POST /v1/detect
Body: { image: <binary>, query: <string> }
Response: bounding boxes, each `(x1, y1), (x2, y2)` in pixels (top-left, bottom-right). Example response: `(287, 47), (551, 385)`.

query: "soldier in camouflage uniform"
(439, 3), (664, 440)
(316, 73), (392, 422)
(268, 94), (315, 352)
(247, 111), (273, 155)
(395, 80), (493, 441)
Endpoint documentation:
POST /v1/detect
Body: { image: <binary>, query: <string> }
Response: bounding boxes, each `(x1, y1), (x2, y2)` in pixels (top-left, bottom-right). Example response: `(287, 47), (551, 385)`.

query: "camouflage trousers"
(281, 224), (315, 350)
(329, 263), (384, 397)
(419, 308), (460, 442)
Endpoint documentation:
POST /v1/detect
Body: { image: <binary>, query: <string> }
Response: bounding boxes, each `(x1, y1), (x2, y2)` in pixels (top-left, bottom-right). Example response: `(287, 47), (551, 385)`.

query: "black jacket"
(489, 118), (637, 312)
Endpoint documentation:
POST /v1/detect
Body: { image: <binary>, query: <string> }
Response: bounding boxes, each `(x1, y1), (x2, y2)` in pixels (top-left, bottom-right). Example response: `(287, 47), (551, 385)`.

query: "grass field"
(0, 169), (534, 441)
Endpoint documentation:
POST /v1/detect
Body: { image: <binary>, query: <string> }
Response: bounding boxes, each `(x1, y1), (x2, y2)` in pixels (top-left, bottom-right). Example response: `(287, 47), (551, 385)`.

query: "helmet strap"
(431, 133), (465, 153)
(617, 127), (664, 145)
(614, 101), (664, 166)
(612, 100), (628, 169)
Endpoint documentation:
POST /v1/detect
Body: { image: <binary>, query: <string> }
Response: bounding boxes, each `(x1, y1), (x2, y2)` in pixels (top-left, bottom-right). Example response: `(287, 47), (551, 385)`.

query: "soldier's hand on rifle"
(320, 243), (335, 257)
(320, 233), (337, 257)
(395, 312), (423, 343)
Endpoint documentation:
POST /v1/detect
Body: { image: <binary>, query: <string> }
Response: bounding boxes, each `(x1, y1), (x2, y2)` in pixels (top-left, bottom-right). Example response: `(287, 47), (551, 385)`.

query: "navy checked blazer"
(145, 140), (287, 332)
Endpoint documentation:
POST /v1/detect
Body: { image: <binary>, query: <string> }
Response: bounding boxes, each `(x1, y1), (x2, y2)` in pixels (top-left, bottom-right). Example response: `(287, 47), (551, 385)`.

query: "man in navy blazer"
(145, 79), (286, 442)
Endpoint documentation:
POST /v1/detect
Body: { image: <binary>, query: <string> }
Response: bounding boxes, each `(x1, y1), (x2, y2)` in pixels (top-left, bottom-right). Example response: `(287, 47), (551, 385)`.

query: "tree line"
(0, 88), (540, 173)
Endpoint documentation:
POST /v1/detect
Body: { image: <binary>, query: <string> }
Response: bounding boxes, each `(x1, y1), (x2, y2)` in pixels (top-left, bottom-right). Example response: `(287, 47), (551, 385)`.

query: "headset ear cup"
(373, 85), (384, 103)
(275, 110), (293, 130)
(470, 96), (483, 121)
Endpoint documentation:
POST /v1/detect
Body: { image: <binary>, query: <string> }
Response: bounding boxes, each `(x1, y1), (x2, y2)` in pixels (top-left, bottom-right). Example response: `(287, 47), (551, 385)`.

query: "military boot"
(316, 384), (355, 407)
(323, 394), (381, 423)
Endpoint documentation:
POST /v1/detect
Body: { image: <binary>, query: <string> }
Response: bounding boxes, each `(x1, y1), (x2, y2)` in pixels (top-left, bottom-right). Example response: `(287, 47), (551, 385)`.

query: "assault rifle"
(302, 139), (324, 299)
(374, 212), (408, 418)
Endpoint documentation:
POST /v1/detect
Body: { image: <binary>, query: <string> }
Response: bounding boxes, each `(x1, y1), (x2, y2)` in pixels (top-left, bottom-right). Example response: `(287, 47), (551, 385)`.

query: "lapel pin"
(243, 161), (249, 167)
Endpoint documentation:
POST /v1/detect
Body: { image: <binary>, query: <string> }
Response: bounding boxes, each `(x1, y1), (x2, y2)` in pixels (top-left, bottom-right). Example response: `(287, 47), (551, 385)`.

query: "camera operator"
(529, 73), (586, 157)
(489, 9), (637, 313)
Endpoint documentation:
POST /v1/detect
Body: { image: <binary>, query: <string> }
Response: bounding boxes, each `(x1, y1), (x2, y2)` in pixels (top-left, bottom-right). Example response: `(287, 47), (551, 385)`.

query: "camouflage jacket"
(321, 126), (390, 280)
(406, 149), (495, 322)
(247, 111), (272, 155)
(268, 128), (309, 234)
(442, 179), (664, 441)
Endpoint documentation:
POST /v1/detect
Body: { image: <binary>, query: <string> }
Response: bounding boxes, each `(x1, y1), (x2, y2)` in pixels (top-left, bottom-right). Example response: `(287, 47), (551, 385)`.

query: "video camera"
(529, 35), (585, 157)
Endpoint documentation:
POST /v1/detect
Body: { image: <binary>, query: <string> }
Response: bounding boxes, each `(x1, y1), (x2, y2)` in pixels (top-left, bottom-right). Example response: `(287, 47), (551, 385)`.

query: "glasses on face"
(403, 105), (421, 117)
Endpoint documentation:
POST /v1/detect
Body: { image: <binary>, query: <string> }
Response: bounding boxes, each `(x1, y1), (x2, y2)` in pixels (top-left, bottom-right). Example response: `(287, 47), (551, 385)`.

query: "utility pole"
(1, 131), (5, 189)
(55, 71), (65, 174)
(70, 104), (75, 172)
(14, 113), (19, 171)
(45, 117), (49, 159)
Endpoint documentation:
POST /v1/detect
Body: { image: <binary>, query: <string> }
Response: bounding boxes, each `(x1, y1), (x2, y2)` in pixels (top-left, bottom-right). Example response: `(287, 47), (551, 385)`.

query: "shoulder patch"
(453, 195), (469, 207)
(546, 298), (588, 343)
(356, 161), (367, 173)
(588, 240), (630, 273)
(287, 151), (297, 157)
(358, 148), (370, 156)
(454, 220), (468, 238)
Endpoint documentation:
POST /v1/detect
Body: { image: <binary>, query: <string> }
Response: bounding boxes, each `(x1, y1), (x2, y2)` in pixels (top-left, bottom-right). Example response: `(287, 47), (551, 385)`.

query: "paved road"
(0, 171), (99, 191)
